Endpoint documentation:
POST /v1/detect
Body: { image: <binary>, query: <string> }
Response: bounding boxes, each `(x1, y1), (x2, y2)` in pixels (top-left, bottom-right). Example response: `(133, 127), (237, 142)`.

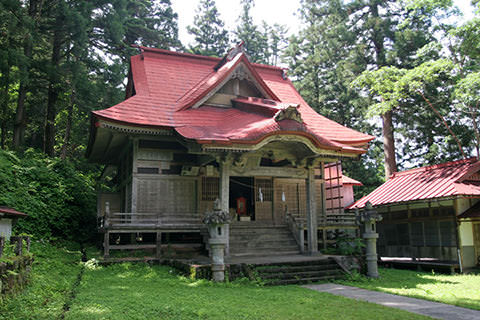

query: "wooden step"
(109, 244), (157, 250)
(230, 248), (298, 257)
(229, 239), (298, 248)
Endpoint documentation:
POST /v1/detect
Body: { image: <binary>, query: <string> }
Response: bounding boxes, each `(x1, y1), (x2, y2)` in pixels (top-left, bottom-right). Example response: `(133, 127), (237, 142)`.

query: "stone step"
(256, 263), (340, 273)
(258, 269), (343, 280)
(264, 275), (340, 286)
(248, 257), (345, 285)
(255, 258), (339, 268)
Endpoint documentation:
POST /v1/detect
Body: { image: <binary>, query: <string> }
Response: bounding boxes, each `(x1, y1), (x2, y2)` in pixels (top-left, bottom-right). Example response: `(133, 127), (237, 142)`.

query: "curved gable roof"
(91, 46), (374, 155)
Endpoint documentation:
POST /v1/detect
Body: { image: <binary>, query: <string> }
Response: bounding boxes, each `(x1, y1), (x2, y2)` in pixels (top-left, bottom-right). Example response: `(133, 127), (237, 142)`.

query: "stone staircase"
(254, 258), (345, 285)
(229, 223), (300, 257)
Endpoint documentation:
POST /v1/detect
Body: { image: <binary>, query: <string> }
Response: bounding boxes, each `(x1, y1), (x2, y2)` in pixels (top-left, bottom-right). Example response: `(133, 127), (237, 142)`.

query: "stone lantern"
(358, 201), (382, 278)
(203, 199), (230, 281)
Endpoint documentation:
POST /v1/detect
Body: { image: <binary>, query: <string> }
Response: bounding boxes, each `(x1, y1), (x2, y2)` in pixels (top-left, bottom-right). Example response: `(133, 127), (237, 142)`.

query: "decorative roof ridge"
(136, 45), (221, 62)
(134, 45), (286, 72)
(390, 157), (478, 178)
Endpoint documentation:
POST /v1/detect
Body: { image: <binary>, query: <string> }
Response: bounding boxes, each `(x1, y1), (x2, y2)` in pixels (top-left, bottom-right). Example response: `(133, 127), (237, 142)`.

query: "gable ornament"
(275, 104), (303, 123)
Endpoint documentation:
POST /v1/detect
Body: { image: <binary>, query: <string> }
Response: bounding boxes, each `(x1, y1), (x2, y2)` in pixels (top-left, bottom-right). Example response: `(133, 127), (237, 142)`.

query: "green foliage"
(353, 59), (456, 117)
(234, 0), (270, 64)
(337, 267), (480, 311)
(284, 0), (385, 188)
(336, 237), (365, 256)
(0, 149), (98, 241)
(0, 0), (181, 157)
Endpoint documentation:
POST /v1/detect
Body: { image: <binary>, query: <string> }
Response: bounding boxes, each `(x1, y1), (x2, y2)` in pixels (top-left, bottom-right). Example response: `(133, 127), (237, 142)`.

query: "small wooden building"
(87, 44), (374, 259)
(349, 158), (480, 270)
(341, 176), (363, 208)
(0, 207), (27, 240)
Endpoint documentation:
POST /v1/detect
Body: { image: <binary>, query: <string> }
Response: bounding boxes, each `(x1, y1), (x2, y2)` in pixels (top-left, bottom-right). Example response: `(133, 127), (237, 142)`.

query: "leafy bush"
(0, 149), (99, 242)
(337, 236), (365, 256)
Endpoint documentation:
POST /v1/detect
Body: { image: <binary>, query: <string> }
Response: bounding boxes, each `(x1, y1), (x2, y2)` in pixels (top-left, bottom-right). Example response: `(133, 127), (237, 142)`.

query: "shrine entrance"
(229, 176), (275, 223)
(229, 177), (255, 221)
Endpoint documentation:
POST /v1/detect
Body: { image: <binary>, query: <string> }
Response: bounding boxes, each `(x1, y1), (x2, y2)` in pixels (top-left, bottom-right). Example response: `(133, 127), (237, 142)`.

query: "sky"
(171, 0), (476, 47)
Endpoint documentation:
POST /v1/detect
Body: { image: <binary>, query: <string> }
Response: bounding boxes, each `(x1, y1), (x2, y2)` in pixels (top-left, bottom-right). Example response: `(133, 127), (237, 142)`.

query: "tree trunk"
(60, 88), (74, 160)
(1, 64), (9, 149)
(382, 110), (397, 178)
(14, 0), (44, 151)
(44, 10), (63, 157)
(370, 2), (397, 178)
(470, 103), (480, 158)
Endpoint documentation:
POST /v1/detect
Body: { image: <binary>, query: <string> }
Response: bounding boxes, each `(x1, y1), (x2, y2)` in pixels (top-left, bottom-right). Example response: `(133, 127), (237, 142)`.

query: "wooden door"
(474, 223), (480, 265)
(254, 178), (273, 222)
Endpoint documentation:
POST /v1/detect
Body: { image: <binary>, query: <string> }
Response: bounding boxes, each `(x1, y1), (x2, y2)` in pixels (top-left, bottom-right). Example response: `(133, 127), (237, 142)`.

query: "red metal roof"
(348, 158), (480, 209)
(342, 175), (363, 186)
(92, 46), (374, 152)
(0, 207), (27, 217)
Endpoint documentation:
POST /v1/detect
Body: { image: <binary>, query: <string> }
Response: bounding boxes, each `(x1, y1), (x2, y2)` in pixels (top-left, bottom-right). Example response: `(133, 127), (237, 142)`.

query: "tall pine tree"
(187, 0), (229, 57)
(234, 0), (269, 63)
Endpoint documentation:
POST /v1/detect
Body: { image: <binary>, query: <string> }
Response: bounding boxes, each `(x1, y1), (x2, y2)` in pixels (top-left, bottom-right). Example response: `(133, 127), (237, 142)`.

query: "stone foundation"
(0, 255), (34, 296)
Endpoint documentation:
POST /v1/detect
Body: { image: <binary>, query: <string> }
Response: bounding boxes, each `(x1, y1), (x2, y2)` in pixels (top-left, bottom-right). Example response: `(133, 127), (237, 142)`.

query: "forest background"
(0, 0), (479, 240)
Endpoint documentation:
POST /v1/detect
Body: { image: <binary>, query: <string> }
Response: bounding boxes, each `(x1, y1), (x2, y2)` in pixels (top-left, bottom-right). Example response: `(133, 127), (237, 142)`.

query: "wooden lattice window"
(202, 177), (219, 201)
(424, 221), (439, 246)
(396, 223), (410, 245)
(391, 211), (408, 220)
(439, 221), (456, 246)
(412, 208), (429, 218)
(410, 222), (424, 246)
(255, 178), (273, 202)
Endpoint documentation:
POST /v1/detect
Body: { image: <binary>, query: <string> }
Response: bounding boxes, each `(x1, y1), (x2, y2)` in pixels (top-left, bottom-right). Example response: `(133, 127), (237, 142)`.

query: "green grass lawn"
(64, 262), (430, 320)
(0, 241), (83, 320)
(0, 242), (439, 320)
(337, 267), (480, 311)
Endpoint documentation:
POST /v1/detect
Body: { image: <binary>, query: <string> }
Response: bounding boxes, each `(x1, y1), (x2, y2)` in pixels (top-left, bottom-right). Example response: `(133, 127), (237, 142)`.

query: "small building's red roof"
(348, 158), (480, 209)
(91, 46), (374, 154)
(0, 207), (27, 218)
(342, 175), (363, 186)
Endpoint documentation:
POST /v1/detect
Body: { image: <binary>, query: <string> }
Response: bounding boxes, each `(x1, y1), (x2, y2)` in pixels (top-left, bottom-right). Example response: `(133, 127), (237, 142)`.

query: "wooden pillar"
(320, 162), (327, 250)
(219, 159), (230, 213)
(156, 231), (162, 259)
(453, 198), (464, 271)
(131, 138), (139, 214)
(104, 231), (110, 259)
(306, 166), (318, 254)
(219, 158), (230, 255)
